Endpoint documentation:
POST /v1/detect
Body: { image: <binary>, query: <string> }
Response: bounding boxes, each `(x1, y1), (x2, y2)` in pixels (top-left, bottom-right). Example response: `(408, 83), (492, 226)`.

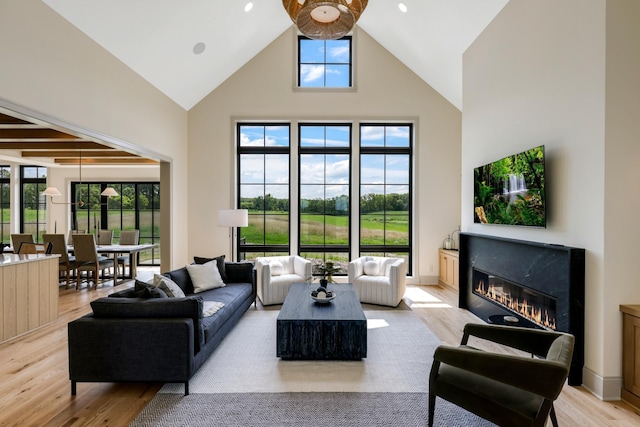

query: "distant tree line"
(241, 192), (409, 215)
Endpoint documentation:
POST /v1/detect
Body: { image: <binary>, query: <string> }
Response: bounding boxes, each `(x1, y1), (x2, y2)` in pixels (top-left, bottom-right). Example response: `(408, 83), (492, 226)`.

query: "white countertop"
(0, 253), (60, 266)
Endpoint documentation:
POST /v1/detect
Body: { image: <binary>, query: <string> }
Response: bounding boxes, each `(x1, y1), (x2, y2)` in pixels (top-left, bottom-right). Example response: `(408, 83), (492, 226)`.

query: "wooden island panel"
(1, 254), (59, 343)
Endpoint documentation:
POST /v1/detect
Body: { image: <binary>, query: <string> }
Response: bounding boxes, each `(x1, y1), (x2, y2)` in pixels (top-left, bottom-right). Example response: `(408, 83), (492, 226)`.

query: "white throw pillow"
(153, 274), (186, 298)
(364, 260), (379, 276)
(186, 261), (226, 293)
(270, 260), (284, 276)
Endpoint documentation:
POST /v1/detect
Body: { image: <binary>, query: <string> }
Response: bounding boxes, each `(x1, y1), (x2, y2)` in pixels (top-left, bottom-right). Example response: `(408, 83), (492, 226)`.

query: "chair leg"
(428, 393), (435, 427)
(550, 404), (559, 427)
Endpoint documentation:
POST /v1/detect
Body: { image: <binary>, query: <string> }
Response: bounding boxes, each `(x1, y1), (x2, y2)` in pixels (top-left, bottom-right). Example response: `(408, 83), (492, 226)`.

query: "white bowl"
(311, 293), (336, 304)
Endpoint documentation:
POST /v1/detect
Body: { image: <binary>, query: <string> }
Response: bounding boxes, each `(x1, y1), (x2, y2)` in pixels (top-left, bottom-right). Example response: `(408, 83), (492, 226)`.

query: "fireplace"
(459, 233), (585, 385)
(473, 269), (557, 330)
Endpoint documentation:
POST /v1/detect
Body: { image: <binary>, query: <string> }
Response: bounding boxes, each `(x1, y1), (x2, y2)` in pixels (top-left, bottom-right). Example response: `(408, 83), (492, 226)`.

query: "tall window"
(298, 36), (352, 88)
(238, 124), (290, 260)
(0, 166), (9, 243)
(20, 166), (48, 241)
(71, 181), (161, 265)
(359, 124), (412, 273)
(299, 124), (351, 274)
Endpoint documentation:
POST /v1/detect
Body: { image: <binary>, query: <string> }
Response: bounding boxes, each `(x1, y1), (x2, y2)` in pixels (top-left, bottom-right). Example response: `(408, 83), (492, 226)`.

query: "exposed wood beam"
(0, 142), (109, 149)
(0, 129), (80, 139)
(21, 150), (138, 158)
(0, 113), (31, 125)
(55, 158), (159, 165)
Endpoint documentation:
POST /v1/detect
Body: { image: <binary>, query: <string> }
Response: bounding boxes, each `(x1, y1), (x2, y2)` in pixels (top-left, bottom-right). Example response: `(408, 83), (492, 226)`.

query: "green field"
(241, 211), (409, 246)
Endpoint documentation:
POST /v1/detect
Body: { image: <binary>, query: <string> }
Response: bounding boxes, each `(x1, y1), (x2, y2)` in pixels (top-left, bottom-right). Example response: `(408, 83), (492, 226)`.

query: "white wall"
(463, 0), (640, 400)
(0, 0), (189, 269)
(188, 27), (462, 282)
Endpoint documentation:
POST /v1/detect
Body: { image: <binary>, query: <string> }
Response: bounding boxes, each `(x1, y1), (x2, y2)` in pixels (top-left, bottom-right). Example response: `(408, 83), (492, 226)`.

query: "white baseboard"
(581, 366), (622, 401)
(418, 275), (439, 285)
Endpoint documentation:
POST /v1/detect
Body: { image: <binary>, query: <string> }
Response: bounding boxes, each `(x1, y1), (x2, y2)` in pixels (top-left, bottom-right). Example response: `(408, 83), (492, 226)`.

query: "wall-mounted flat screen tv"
(473, 145), (546, 227)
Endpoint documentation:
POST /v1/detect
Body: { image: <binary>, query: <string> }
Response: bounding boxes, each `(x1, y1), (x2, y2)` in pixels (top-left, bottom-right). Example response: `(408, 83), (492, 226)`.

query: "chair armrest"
(462, 323), (565, 357)
(293, 256), (312, 282)
(388, 259), (407, 286)
(348, 257), (365, 281)
(255, 259), (271, 288)
(433, 345), (569, 399)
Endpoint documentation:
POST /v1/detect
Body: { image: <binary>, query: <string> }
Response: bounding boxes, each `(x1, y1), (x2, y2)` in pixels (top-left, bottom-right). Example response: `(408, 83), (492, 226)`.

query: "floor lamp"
(217, 209), (248, 262)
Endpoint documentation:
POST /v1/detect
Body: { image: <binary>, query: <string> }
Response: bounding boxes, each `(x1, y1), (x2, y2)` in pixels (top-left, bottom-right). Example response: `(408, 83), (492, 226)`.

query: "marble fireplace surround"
(459, 232), (585, 386)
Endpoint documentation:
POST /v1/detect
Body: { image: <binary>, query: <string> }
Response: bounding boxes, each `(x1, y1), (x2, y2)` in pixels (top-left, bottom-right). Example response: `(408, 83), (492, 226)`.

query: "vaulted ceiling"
(1, 0), (509, 166)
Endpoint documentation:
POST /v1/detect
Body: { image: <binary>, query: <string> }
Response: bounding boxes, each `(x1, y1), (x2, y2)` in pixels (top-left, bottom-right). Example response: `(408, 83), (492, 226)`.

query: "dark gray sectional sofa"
(67, 261), (256, 395)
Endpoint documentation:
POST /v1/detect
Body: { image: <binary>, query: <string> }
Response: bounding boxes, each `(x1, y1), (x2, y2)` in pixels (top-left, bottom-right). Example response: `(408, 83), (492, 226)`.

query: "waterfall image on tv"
(473, 145), (545, 227)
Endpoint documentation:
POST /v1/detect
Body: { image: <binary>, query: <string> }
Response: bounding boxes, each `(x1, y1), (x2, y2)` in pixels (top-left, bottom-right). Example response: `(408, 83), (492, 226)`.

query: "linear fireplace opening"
(473, 268), (557, 330)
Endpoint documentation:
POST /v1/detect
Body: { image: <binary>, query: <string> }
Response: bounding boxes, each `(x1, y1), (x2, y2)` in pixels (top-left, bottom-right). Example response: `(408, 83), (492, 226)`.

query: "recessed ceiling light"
(244, 2), (253, 12)
(398, 3), (408, 13)
(193, 42), (206, 55)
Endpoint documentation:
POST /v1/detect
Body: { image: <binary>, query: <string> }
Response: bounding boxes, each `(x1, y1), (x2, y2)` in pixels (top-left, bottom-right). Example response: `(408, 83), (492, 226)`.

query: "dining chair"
(96, 229), (114, 246)
(44, 234), (76, 289)
(17, 242), (53, 254)
(11, 233), (34, 251)
(73, 234), (114, 291)
(117, 230), (140, 278)
(67, 230), (87, 246)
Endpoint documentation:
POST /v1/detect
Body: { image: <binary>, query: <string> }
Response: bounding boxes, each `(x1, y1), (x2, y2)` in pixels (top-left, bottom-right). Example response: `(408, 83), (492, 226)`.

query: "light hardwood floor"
(1, 279), (640, 426)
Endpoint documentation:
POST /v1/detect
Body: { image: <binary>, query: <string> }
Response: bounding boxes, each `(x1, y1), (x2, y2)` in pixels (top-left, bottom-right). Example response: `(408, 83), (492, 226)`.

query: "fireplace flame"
(475, 279), (556, 330)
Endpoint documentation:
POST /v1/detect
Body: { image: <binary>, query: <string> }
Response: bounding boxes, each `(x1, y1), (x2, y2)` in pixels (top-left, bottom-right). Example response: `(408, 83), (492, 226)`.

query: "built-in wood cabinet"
(1, 254), (59, 344)
(438, 249), (459, 289)
(621, 304), (640, 409)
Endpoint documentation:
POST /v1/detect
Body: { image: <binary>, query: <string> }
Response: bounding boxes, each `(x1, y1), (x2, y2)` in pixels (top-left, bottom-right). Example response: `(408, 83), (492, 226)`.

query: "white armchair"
(348, 256), (407, 307)
(256, 255), (313, 305)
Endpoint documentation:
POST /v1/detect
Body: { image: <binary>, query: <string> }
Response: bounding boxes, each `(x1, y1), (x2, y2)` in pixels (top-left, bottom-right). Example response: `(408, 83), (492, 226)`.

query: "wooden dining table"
(68, 243), (155, 285)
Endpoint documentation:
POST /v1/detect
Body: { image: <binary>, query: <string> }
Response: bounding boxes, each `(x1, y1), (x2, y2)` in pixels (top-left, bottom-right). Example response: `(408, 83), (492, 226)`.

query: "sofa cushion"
(90, 296), (205, 352)
(198, 282), (254, 344)
(154, 274), (186, 298)
(134, 280), (168, 298)
(187, 261), (226, 293)
(162, 267), (194, 295)
(194, 255), (227, 281)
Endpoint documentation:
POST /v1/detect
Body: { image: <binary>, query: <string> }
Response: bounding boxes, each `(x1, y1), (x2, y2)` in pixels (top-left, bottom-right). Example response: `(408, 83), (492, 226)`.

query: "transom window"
(298, 36), (352, 88)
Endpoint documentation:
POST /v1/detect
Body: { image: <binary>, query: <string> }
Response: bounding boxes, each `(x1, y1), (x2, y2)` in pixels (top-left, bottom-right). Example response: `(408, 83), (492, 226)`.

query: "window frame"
(297, 36), (353, 89)
(298, 123), (352, 274)
(20, 166), (48, 242)
(237, 123), (292, 260)
(70, 181), (161, 266)
(358, 123), (413, 275)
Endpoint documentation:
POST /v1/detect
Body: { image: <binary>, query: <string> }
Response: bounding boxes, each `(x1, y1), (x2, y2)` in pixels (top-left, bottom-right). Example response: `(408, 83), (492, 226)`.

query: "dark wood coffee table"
(277, 283), (367, 360)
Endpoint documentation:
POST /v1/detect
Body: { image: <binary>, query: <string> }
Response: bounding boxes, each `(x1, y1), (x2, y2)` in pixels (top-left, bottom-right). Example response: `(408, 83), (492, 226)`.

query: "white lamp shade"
(43, 187), (62, 196)
(218, 209), (249, 227)
(101, 187), (119, 197)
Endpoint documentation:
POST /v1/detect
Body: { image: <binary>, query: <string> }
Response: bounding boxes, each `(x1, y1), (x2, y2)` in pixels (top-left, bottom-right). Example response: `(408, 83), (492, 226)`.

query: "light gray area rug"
(131, 309), (496, 426)
(159, 310), (436, 394)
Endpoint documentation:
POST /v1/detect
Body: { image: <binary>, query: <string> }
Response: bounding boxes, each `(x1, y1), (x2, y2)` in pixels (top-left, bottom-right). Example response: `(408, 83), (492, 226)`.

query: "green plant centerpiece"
(316, 261), (341, 288)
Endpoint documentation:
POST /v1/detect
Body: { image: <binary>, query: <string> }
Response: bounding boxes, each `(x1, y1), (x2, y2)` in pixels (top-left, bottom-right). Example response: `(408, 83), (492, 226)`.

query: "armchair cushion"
(363, 260), (379, 276)
(270, 260), (284, 276)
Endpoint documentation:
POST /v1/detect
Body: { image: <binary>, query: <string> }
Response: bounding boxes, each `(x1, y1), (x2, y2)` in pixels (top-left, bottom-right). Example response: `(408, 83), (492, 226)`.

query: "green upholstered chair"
(428, 323), (575, 427)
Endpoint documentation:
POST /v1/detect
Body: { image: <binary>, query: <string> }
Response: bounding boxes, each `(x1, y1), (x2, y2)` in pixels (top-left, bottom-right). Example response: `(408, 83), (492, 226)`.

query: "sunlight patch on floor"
(367, 318), (390, 330)
(404, 286), (452, 308)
